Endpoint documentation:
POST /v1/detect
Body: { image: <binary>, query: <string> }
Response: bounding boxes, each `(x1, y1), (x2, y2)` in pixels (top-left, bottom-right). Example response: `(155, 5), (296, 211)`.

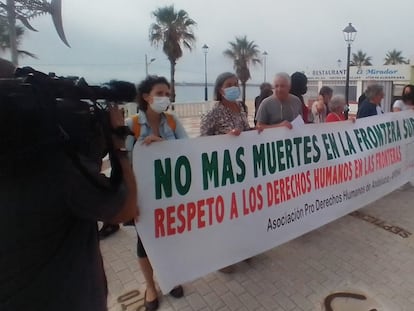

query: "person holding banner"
(326, 95), (347, 122)
(200, 72), (251, 136)
(255, 72), (302, 131)
(392, 84), (414, 112)
(200, 72), (253, 272)
(357, 84), (384, 118)
(126, 75), (188, 310)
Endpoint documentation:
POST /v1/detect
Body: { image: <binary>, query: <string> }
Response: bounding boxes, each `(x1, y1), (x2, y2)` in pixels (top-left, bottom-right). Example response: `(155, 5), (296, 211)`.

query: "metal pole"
(145, 54), (148, 76)
(204, 51), (208, 101)
(345, 44), (351, 119)
(264, 55), (267, 82)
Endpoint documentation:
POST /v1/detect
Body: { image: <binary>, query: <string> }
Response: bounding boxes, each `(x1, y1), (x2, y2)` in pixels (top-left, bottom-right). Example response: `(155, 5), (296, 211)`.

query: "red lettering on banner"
(230, 192), (239, 219)
(206, 197), (214, 226)
(155, 208), (165, 238)
(243, 185), (263, 216)
(166, 206), (176, 236)
(197, 199), (206, 229)
(154, 195), (226, 238)
(187, 202), (196, 231)
(176, 204), (186, 234)
(266, 171), (312, 208)
(313, 162), (352, 190)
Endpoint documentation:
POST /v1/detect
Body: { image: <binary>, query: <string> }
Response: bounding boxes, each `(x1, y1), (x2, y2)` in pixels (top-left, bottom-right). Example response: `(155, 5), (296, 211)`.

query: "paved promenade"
(102, 113), (414, 311)
(103, 184), (414, 311)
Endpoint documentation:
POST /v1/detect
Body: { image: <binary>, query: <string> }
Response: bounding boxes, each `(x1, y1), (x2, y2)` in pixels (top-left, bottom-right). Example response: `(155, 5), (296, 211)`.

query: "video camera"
(0, 66), (136, 176)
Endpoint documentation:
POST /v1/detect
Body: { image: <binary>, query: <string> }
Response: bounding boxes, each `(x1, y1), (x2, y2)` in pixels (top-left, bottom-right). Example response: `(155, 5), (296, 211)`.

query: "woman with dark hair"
(393, 84), (414, 112)
(126, 75), (187, 310)
(200, 72), (251, 273)
(200, 72), (251, 137)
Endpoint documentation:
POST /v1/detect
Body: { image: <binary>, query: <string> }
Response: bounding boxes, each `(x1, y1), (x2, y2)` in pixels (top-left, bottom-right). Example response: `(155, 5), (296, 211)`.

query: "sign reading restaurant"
(306, 65), (411, 81)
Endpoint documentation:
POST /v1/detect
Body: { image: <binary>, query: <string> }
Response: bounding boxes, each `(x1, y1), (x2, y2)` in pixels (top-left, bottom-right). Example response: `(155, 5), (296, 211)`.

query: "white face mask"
(151, 96), (170, 113)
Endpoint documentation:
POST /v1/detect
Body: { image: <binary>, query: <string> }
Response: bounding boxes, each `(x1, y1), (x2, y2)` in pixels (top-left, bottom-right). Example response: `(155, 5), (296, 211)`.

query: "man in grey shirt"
(256, 72), (303, 129)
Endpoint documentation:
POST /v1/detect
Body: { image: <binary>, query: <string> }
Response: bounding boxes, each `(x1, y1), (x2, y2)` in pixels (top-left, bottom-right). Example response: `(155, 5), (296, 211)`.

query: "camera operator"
(0, 59), (138, 311)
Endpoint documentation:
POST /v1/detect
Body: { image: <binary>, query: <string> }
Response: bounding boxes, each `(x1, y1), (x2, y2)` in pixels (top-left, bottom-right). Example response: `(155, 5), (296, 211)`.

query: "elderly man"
(357, 84), (384, 118)
(255, 72), (303, 129)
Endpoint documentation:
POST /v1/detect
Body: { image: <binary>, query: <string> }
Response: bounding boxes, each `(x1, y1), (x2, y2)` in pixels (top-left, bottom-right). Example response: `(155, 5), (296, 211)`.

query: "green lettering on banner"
(353, 129), (364, 152)
(253, 143), (266, 178)
(201, 151), (219, 190)
(396, 120), (402, 141)
(276, 140), (286, 171)
(403, 117), (414, 138)
(321, 133), (340, 160)
(285, 139), (294, 169)
(345, 131), (356, 155)
(174, 156), (191, 195)
(312, 135), (321, 162)
(303, 136), (312, 164)
(293, 137), (303, 166)
(235, 147), (246, 182)
(266, 142), (277, 174)
(222, 150), (235, 186)
(154, 158), (172, 200)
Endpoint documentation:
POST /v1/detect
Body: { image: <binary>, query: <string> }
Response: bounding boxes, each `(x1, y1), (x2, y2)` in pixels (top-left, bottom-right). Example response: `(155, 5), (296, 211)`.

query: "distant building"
(304, 64), (413, 113)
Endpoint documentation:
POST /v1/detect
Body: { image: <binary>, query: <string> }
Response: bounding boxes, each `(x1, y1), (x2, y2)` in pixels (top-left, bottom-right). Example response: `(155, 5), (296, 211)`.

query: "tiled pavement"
(102, 114), (414, 310)
(102, 184), (414, 311)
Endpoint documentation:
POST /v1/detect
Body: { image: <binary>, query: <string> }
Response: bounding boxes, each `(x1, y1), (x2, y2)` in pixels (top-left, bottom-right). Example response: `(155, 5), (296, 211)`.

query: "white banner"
(133, 111), (414, 293)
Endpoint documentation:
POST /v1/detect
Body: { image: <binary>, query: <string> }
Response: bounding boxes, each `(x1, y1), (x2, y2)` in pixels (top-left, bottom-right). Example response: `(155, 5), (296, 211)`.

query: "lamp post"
(262, 51), (268, 82)
(337, 59), (342, 68)
(202, 44), (209, 101)
(145, 54), (156, 76)
(343, 23), (357, 119)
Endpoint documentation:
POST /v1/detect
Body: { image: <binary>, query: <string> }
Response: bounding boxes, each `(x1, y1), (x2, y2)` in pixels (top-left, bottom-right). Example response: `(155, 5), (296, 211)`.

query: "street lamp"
(202, 44), (209, 101)
(337, 59), (342, 68)
(145, 54), (156, 76)
(343, 23), (357, 118)
(262, 51), (268, 82)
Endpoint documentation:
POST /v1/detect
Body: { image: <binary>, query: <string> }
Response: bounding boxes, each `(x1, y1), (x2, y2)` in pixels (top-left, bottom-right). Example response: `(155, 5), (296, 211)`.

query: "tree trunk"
(170, 59), (176, 110)
(241, 81), (247, 113)
(7, 0), (18, 65)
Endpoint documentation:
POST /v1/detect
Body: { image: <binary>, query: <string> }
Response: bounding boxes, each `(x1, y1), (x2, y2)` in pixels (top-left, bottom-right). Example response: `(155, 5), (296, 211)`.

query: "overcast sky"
(11, 0), (414, 85)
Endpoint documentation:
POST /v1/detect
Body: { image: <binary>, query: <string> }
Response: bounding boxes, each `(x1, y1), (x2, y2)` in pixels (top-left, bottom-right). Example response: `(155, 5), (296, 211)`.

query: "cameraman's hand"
(109, 104), (124, 128)
(108, 105), (126, 149)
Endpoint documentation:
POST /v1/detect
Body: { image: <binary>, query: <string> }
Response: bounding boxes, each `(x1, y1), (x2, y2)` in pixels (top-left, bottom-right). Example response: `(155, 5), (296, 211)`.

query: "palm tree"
(149, 5), (197, 105)
(0, 17), (36, 58)
(384, 49), (408, 65)
(0, 0), (68, 65)
(350, 50), (372, 66)
(223, 36), (261, 106)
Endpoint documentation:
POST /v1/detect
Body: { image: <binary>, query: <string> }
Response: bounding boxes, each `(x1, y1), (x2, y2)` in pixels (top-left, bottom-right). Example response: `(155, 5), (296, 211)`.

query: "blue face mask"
(223, 86), (240, 101)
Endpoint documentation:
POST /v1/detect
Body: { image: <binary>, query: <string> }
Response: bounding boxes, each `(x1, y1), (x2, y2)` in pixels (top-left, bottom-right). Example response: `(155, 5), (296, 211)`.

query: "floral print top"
(200, 102), (251, 136)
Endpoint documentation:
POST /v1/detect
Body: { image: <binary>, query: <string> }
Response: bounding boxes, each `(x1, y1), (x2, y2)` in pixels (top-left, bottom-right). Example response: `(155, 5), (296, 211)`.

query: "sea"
(174, 84), (260, 103)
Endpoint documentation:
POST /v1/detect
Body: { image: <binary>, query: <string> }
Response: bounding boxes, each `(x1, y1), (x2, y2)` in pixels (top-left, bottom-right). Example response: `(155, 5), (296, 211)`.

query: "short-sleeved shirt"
(392, 99), (413, 111)
(311, 101), (327, 123)
(0, 153), (127, 311)
(200, 102), (250, 136)
(125, 111), (188, 151)
(357, 101), (383, 118)
(255, 94), (302, 125)
(326, 112), (346, 122)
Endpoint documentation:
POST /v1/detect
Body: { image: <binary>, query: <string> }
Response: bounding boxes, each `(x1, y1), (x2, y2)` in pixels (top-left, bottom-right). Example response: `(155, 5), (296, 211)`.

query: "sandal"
(144, 290), (159, 311)
(169, 285), (184, 298)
